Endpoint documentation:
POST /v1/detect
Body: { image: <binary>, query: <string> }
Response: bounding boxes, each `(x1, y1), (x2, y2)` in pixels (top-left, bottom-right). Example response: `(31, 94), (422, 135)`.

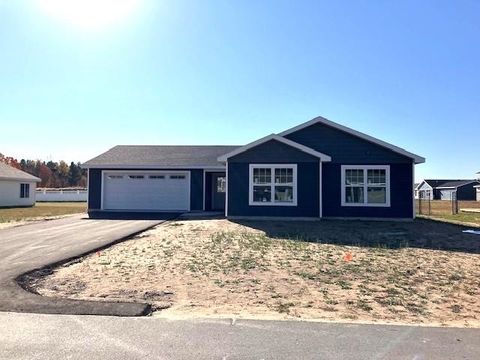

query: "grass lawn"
(0, 202), (87, 223)
(419, 213), (480, 227)
(25, 218), (480, 327)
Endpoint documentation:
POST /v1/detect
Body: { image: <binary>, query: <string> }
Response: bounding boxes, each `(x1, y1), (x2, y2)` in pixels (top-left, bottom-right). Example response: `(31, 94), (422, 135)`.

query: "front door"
(211, 173), (226, 211)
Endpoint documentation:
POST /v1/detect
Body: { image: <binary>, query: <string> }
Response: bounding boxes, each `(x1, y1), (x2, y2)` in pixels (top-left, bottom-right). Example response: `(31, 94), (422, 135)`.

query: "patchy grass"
(27, 219), (480, 327)
(419, 213), (480, 227)
(0, 202), (86, 223)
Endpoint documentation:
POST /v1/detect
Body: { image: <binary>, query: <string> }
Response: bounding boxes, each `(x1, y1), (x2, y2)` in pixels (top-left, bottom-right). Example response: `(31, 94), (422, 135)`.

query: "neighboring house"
(0, 162), (40, 207)
(82, 116), (425, 220)
(415, 179), (480, 201)
(414, 183), (420, 199)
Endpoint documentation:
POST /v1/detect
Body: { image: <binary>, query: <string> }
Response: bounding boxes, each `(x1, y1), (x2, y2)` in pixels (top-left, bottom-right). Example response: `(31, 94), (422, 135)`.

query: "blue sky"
(0, 0), (478, 181)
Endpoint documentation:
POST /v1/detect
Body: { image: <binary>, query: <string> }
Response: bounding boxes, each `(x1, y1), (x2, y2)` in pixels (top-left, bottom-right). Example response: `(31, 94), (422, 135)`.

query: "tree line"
(0, 153), (87, 188)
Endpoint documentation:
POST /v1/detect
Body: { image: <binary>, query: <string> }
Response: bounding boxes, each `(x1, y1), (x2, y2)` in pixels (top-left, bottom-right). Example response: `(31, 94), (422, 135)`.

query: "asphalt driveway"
(0, 214), (175, 316)
(1, 313), (479, 360)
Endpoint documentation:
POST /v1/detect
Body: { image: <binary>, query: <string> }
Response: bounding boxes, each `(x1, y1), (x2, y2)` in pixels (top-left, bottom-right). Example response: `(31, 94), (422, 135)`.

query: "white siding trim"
(412, 163), (415, 219)
(86, 168), (90, 210)
(248, 164), (298, 207)
(202, 169), (206, 211)
(225, 161), (229, 216)
(319, 161), (323, 218)
(340, 165), (391, 207)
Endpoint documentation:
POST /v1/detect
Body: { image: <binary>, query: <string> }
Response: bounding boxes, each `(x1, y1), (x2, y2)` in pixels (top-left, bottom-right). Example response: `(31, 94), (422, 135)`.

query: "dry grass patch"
(28, 219), (480, 327)
(0, 202), (86, 228)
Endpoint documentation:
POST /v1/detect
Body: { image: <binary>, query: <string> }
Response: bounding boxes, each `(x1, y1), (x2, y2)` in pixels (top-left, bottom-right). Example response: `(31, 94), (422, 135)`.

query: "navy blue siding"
(88, 169), (102, 210)
(230, 139), (319, 163)
(87, 168), (204, 211)
(228, 162), (319, 217)
(457, 183), (479, 200)
(285, 123), (411, 164)
(190, 169), (204, 211)
(322, 163), (413, 218)
(228, 140), (319, 217)
(204, 172), (213, 210)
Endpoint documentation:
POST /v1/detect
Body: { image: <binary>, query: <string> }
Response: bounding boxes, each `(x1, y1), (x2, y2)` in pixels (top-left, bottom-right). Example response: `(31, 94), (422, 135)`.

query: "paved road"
(1, 312), (479, 360)
(0, 215), (171, 316)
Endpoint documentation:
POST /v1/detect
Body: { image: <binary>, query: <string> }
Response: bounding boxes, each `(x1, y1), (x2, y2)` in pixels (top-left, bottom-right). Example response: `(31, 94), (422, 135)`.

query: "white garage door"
(102, 171), (190, 211)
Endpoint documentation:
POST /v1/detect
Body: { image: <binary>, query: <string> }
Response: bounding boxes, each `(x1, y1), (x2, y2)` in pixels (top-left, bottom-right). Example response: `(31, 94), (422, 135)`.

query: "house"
(0, 162), (40, 207)
(415, 179), (480, 201)
(82, 116), (425, 220)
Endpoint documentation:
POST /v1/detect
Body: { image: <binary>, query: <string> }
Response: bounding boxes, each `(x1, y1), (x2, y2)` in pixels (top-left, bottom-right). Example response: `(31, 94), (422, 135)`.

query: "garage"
(102, 171), (190, 211)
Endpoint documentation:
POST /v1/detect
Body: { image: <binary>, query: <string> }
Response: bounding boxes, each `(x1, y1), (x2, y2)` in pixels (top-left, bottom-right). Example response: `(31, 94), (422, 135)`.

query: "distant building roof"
(0, 162), (40, 182)
(81, 145), (240, 169)
(423, 179), (480, 189)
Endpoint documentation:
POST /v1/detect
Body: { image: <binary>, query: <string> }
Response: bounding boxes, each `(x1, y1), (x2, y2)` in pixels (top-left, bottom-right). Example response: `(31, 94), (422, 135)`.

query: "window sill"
(341, 203), (391, 208)
(249, 202), (297, 207)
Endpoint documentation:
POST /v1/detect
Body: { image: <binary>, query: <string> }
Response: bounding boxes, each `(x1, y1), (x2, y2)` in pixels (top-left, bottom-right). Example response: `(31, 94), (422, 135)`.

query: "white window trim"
(341, 165), (391, 207)
(249, 164), (298, 206)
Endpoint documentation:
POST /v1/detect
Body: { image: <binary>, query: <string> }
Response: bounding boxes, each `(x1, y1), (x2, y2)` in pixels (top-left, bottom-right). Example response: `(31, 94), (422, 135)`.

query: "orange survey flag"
(343, 252), (353, 262)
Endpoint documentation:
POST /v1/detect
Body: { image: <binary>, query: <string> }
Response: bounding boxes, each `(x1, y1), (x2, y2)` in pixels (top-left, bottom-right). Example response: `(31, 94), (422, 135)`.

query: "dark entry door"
(211, 173), (226, 211)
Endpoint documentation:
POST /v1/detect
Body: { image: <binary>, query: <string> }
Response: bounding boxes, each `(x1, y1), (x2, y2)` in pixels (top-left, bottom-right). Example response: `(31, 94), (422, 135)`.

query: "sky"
(0, 0), (479, 181)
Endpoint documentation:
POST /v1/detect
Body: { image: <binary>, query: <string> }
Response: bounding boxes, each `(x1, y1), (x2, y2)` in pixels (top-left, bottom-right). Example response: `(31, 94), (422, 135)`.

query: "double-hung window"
(20, 183), (30, 198)
(341, 165), (390, 207)
(249, 164), (297, 206)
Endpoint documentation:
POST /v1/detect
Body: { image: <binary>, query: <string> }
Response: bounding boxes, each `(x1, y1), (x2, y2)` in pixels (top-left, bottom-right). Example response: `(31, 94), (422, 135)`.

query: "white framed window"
(249, 164), (297, 206)
(341, 165), (390, 207)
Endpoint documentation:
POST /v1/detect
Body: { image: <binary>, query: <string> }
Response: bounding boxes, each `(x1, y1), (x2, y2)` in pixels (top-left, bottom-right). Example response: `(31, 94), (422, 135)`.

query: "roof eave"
(81, 164), (226, 170)
(0, 176), (41, 182)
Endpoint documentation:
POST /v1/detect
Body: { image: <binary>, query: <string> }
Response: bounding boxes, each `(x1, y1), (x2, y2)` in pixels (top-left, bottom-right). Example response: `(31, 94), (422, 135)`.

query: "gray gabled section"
(82, 145), (239, 169)
(0, 162), (40, 182)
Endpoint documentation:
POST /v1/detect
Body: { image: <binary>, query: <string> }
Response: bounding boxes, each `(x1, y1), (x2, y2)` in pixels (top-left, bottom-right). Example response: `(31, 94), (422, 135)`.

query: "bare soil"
(28, 218), (480, 327)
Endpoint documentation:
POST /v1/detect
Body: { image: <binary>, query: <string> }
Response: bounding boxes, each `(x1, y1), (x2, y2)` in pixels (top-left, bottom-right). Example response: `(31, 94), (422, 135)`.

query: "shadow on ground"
(229, 218), (480, 254)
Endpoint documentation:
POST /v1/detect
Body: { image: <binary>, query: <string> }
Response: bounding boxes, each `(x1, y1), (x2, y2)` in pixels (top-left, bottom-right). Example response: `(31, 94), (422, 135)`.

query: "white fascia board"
(0, 176), (41, 182)
(278, 116), (426, 164)
(217, 134), (332, 162)
(82, 164), (226, 170)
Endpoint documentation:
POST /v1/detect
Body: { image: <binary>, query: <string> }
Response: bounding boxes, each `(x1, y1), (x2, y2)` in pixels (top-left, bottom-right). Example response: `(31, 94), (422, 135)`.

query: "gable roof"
(0, 162), (40, 182)
(81, 145), (239, 169)
(217, 134), (332, 162)
(278, 116), (425, 164)
(422, 179), (479, 189)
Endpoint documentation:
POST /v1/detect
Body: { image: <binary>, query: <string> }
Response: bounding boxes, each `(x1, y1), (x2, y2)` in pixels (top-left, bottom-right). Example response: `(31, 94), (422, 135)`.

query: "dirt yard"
(0, 202), (87, 229)
(417, 200), (480, 216)
(26, 218), (480, 327)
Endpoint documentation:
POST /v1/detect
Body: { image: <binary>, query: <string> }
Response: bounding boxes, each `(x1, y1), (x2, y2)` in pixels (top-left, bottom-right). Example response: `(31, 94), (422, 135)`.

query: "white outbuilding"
(0, 162), (40, 207)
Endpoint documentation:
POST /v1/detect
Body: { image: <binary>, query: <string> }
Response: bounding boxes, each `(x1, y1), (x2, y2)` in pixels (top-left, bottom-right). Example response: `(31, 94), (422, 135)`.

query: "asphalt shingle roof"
(81, 145), (240, 168)
(423, 179), (479, 189)
(0, 162), (40, 181)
